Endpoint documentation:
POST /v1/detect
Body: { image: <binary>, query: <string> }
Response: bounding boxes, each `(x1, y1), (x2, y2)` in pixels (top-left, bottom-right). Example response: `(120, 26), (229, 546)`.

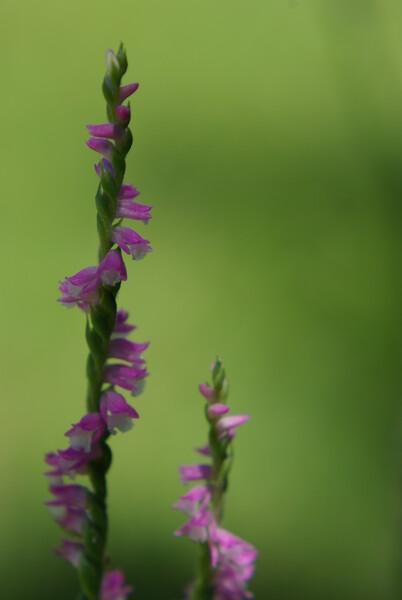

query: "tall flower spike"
(174, 359), (257, 599)
(46, 45), (151, 600)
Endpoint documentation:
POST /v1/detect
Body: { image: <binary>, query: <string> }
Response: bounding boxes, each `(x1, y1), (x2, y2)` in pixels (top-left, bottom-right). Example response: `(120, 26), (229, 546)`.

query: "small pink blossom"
(54, 539), (85, 568)
(111, 226), (152, 260)
(65, 413), (106, 453)
(100, 391), (139, 434)
(179, 464), (213, 484)
(101, 570), (133, 600)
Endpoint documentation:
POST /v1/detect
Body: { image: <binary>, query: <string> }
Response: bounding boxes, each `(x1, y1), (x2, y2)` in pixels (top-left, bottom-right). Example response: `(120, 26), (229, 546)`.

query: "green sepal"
(86, 353), (99, 383)
(117, 44), (128, 75)
(96, 441), (113, 474)
(191, 542), (214, 600)
(100, 167), (117, 202)
(97, 215), (112, 261)
(212, 357), (222, 381)
(111, 151), (126, 182)
(85, 319), (106, 365)
(78, 557), (101, 600)
(213, 367), (226, 394)
(88, 498), (108, 535)
(89, 464), (106, 502)
(116, 128), (133, 156)
(83, 517), (105, 564)
(96, 187), (114, 224)
(100, 288), (117, 334)
(90, 304), (112, 340)
(102, 74), (118, 105)
(217, 456), (232, 490)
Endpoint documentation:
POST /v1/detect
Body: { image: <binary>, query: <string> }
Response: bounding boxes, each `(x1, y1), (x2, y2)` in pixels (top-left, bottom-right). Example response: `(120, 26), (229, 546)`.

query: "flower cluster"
(45, 310), (147, 594)
(173, 360), (257, 599)
(45, 46), (152, 599)
(59, 250), (127, 311)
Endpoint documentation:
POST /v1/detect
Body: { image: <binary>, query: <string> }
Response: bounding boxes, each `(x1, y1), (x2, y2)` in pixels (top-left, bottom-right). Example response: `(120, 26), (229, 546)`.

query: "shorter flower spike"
(174, 359), (257, 599)
(101, 570), (133, 600)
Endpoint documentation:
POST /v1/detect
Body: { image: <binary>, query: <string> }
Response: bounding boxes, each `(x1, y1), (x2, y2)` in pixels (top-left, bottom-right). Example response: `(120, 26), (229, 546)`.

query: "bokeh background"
(1, 0), (401, 598)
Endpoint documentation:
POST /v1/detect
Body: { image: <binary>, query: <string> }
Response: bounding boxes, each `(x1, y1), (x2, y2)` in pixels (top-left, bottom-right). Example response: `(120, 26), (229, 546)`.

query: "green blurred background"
(1, 0), (401, 598)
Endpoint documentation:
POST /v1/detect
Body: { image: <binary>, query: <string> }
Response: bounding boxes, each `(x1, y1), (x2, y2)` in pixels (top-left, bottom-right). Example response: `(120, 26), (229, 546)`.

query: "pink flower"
(111, 226), (152, 260)
(45, 445), (102, 479)
(173, 485), (212, 517)
(101, 570), (133, 600)
(58, 266), (99, 309)
(65, 413), (106, 453)
(54, 540), (85, 568)
(59, 251), (127, 310)
(207, 403), (230, 418)
(174, 509), (212, 543)
(95, 158), (115, 178)
(117, 199), (152, 224)
(86, 138), (115, 160)
(47, 484), (89, 509)
(119, 83), (139, 103)
(113, 310), (136, 335)
(210, 527), (258, 600)
(100, 391), (139, 434)
(179, 464), (213, 484)
(87, 123), (125, 141)
(47, 505), (86, 536)
(116, 105), (131, 126)
(97, 251), (128, 286)
(199, 383), (215, 401)
(108, 338), (149, 363)
(216, 415), (250, 438)
(119, 185), (140, 200)
(103, 364), (148, 396)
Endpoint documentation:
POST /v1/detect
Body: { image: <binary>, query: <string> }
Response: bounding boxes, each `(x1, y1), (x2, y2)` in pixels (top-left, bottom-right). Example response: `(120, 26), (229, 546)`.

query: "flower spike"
(46, 45), (152, 598)
(174, 359), (257, 599)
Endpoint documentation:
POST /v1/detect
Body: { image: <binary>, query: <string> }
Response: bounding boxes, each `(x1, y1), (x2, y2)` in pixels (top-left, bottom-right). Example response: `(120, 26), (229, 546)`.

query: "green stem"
(190, 543), (214, 600)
